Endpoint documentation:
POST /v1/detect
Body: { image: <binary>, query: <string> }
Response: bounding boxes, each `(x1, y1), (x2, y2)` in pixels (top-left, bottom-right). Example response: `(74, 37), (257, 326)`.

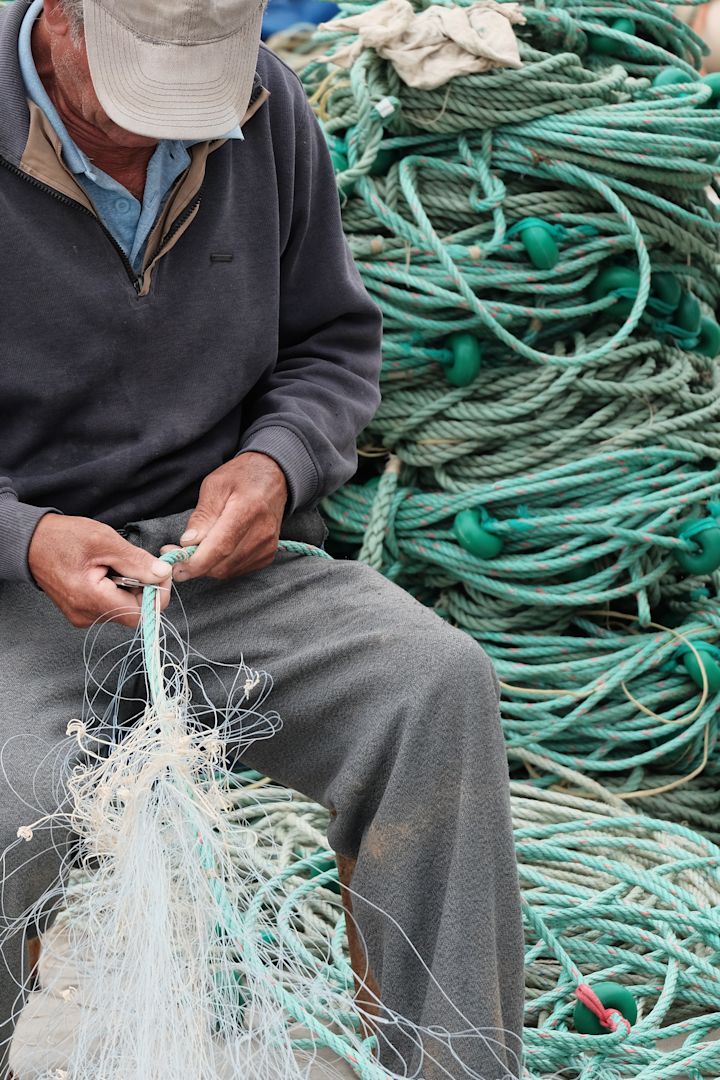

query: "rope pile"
(301, 0), (720, 798)
(222, 772), (720, 1080)
(511, 768), (720, 1080)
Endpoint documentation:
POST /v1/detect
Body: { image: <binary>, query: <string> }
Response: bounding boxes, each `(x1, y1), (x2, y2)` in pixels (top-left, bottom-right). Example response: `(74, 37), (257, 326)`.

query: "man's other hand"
(28, 515), (172, 629)
(170, 453), (288, 582)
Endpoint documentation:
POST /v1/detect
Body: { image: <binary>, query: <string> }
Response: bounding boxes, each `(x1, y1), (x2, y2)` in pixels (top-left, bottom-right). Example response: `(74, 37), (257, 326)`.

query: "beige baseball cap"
(83, 0), (267, 140)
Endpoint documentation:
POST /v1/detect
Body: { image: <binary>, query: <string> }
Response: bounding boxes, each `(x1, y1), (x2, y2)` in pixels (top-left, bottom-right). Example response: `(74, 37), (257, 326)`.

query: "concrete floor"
(10, 922), (358, 1080)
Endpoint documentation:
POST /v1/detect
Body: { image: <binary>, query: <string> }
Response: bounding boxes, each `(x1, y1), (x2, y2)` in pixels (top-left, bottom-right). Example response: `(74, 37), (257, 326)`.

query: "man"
(0, 0), (524, 1075)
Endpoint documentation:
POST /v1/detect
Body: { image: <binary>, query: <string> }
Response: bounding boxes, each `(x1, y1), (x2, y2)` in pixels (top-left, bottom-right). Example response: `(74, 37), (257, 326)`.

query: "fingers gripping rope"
(141, 542), (332, 705)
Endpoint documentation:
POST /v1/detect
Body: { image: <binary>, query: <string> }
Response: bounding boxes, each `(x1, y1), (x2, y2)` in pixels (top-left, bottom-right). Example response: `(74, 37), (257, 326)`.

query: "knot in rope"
(575, 983), (632, 1035)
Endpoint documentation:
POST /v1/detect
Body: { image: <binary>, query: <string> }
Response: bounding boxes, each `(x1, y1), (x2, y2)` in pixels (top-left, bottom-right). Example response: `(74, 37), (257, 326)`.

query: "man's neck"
(31, 18), (155, 201)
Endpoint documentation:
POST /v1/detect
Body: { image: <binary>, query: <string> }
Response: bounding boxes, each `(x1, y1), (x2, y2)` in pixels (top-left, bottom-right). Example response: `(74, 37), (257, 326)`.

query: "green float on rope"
(675, 519), (720, 575)
(702, 71), (720, 107)
(589, 265), (641, 319)
(587, 17), (636, 57)
(573, 981), (638, 1036)
(443, 331), (483, 386)
(453, 508), (504, 559)
(652, 66), (694, 88)
(696, 315), (720, 358)
(673, 290), (703, 335)
(650, 271), (681, 313)
(681, 642), (720, 695)
(508, 217), (560, 270)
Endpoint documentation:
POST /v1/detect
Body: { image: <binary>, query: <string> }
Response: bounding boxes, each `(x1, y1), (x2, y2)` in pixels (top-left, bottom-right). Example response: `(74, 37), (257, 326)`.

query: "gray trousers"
(0, 511), (523, 1079)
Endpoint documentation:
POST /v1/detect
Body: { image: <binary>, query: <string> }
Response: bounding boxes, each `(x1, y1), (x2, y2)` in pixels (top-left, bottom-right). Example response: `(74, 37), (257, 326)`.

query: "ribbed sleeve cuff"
(0, 495), (53, 583)
(238, 426), (319, 513)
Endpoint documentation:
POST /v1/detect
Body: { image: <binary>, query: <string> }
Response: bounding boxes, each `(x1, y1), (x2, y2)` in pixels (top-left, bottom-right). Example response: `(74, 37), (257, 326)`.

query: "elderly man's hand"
(28, 515), (173, 629)
(169, 453), (288, 582)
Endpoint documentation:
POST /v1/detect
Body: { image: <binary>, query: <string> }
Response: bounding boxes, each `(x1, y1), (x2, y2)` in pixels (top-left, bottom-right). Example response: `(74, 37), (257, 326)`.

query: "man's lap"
(0, 514), (497, 834)
(0, 516), (522, 1080)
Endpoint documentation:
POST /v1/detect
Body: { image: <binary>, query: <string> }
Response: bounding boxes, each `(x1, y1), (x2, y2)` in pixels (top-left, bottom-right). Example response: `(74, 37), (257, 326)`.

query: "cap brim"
(84, 0), (263, 140)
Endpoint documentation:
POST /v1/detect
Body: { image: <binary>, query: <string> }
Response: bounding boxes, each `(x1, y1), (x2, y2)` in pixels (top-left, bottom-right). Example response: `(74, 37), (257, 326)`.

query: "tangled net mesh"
(6, 559), (521, 1080)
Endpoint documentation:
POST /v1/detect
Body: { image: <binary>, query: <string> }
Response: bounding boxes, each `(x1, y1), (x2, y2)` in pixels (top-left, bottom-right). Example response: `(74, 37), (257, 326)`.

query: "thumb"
(103, 534), (171, 585)
(180, 486), (226, 547)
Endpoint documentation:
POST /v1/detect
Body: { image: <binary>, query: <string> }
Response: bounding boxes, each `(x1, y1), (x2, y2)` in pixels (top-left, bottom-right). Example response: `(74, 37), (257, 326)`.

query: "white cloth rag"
(323, 0), (525, 90)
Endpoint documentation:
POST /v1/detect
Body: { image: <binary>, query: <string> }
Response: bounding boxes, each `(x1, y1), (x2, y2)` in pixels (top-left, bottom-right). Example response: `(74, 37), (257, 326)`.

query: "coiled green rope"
(234, 771), (720, 1080)
(305, 0), (720, 802)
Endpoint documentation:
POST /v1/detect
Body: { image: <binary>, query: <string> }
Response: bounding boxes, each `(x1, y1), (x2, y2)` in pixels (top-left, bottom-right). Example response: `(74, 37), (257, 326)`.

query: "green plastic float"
(443, 332), (483, 387)
(574, 982), (638, 1036)
(453, 509), (504, 559)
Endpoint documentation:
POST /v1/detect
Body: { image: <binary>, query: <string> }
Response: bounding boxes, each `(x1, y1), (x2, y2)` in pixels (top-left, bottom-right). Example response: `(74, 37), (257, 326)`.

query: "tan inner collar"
(18, 85), (269, 288)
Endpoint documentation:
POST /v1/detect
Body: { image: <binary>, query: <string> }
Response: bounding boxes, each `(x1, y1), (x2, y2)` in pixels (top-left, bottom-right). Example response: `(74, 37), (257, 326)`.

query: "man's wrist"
(235, 450), (289, 499)
(237, 426), (319, 514)
(0, 497), (60, 584)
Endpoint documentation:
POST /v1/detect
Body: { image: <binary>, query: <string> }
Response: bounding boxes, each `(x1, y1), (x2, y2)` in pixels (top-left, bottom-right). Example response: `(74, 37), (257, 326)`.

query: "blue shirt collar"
(19, 0), (88, 174)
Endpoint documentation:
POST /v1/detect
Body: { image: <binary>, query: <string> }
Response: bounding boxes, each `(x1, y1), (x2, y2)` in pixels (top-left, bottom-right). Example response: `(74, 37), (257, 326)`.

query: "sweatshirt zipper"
(0, 154), (142, 293)
(158, 192), (201, 252)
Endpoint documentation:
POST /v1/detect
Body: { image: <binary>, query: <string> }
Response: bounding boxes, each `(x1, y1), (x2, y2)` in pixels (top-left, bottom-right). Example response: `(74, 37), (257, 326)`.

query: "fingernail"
(181, 530), (198, 544)
(152, 560), (170, 578)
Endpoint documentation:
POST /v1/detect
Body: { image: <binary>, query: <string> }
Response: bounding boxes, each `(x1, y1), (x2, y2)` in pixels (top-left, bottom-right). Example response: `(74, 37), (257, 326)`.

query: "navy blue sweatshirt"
(0, 0), (382, 581)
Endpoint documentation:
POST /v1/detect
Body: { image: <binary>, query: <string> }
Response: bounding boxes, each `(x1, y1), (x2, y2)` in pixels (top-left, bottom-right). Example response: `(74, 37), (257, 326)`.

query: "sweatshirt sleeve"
(0, 480), (53, 582)
(238, 70), (382, 513)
